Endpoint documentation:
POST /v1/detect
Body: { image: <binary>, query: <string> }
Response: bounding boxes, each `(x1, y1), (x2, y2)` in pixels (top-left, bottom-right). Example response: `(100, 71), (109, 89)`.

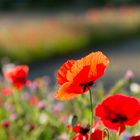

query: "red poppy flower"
(71, 124), (105, 140)
(95, 94), (140, 134)
(4, 65), (29, 89)
(129, 135), (140, 140)
(55, 51), (109, 100)
(72, 124), (89, 140)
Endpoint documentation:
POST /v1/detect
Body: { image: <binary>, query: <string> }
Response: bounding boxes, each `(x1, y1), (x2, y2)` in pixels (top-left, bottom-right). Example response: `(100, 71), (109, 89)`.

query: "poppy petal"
(88, 52), (109, 79)
(55, 82), (78, 100)
(57, 60), (75, 85)
(129, 135), (140, 140)
(84, 51), (109, 66)
(67, 51), (109, 82)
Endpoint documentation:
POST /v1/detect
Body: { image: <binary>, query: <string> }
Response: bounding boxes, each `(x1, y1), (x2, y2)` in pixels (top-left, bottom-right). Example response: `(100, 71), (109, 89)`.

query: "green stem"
(12, 90), (22, 114)
(117, 127), (121, 140)
(88, 88), (93, 140)
(67, 128), (72, 140)
(102, 128), (110, 140)
(5, 129), (10, 140)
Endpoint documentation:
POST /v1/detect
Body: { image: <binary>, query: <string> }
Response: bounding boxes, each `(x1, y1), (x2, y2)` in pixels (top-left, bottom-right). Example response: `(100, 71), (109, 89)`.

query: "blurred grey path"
(29, 37), (140, 87)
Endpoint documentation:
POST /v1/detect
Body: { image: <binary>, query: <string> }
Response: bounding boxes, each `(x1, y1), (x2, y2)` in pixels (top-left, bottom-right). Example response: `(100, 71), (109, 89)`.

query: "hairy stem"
(102, 128), (110, 140)
(88, 88), (93, 140)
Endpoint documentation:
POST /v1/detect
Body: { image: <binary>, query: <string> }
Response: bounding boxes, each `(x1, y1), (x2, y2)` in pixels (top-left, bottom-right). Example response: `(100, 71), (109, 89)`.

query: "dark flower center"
(103, 106), (128, 124)
(80, 81), (94, 92)
(80, 125), (90, 135)
(16, 77), (26, 83)
(111, 114), (128, 123)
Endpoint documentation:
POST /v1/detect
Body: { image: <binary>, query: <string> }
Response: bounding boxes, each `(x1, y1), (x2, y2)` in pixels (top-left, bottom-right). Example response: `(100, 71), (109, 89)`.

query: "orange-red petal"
(55, 82), (78, 100)
(67, 51), (109, 82)
(56, 60), (75, 85)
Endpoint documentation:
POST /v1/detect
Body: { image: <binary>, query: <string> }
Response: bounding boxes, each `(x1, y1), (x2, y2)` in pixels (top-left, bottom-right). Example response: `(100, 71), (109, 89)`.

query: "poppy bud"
(68, 115), (78, 127)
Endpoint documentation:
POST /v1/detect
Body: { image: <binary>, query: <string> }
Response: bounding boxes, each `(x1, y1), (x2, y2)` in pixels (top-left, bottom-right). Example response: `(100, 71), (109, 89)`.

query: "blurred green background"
(0, 1), (140, 140)
(0, 0), (140, 84)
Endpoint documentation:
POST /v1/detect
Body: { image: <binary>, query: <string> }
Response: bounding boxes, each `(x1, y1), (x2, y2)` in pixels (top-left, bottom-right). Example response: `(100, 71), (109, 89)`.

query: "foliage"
(0, 7), (140, 63)
(0, 68), (140, 139)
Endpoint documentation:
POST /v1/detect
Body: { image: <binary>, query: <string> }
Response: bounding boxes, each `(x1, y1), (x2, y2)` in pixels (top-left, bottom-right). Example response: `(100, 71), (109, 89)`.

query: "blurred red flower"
(129, 135), (140, 140)
(72, 124), (89, 140)
(55, 51), (109, 100)
(2, 87), (12, 96)
(95, 94), (140, 134)
(29, 96), (39, 106)
(71, 124), (105, 140)
(2, 120), (10, 129)
(4, 65), (29, 89)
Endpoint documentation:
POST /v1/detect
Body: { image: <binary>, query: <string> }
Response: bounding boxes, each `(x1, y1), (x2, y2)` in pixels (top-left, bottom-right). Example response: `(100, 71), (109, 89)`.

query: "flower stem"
(67, 128), (72, 140)
(102, 128), (110, 140)
(88, 88), (93, 140)
(5, 129), (10, 140)
(12, 89), (22, 114)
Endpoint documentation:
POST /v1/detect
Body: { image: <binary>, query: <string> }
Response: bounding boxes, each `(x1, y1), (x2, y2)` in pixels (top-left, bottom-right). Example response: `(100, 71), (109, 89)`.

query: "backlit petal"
(57, 60), (75, 85)
(55, 82), (78, 100)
